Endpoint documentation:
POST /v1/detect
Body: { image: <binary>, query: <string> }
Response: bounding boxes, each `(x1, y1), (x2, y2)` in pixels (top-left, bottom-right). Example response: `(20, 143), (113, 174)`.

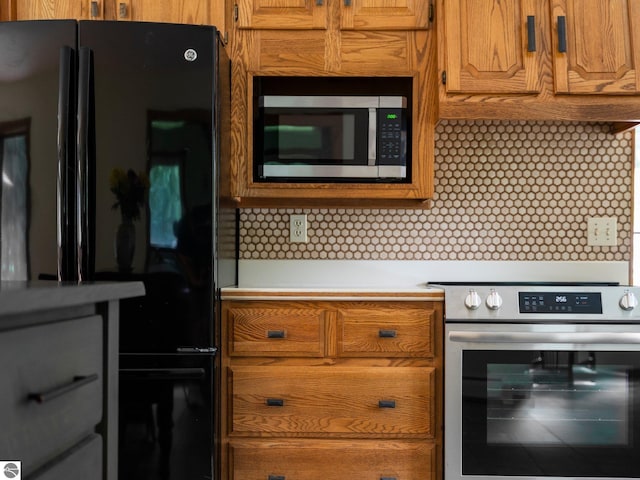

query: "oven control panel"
(519, 292), (602, 314)
(440, 284), (640, 323)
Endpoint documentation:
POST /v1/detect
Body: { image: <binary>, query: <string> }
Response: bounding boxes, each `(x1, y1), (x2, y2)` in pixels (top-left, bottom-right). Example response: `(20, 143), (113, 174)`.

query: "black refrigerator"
(0, 20), (237, 480)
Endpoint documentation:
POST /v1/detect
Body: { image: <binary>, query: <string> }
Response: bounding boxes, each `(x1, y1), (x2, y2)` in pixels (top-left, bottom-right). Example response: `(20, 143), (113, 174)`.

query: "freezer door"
(118, 353), (215, 480)
(80, 21), (219, 352)
(0, 20), (77, 281)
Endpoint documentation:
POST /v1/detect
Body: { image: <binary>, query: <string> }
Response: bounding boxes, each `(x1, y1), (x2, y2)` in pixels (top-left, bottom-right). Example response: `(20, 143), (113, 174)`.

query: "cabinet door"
(551, 0), (640, 94)
(114, 0), (213, 24)
(443, 0), (544, 93)
(235, 0), (327, 29)
(340, 0), (431, 30)
(13, 0), (104, 19)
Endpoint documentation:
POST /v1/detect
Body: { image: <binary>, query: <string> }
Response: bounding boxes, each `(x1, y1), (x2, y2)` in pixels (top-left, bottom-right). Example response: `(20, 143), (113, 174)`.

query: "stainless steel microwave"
(254, 95), (408, 182)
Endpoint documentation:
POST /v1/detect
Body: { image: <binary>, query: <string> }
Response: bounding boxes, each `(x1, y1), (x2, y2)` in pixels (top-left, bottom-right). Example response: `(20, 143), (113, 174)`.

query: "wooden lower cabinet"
(221, 298), (443, 480)
(230, 439), (434, 480)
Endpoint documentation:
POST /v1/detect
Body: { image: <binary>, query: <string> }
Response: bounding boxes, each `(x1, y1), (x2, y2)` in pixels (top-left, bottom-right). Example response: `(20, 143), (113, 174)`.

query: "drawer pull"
(267, 330), (286, 339)
(28, 374), (98, 404)
(269, 476), (286, 480)
(381, 477), (397, 480)
(266, 398), (284, 407)
(378, 399), (396, 409)
(378, 329), (397, 338)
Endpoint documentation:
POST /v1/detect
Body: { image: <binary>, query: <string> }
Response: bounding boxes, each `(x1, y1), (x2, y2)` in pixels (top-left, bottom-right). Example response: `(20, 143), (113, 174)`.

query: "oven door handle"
(448, 331), (640, 344)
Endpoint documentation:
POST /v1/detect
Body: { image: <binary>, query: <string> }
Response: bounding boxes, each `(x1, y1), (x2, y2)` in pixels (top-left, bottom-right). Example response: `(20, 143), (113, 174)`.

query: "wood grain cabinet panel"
(340, 0), (431, 30)
(443, 0), (545, 94)
(235, 0), (327, 29)
(13, 0), (103, 19)
(227, 305), (326, 357)
(336, 305), (434, 357)
(231, 439), (435, 480)
(7, 0), (220, 24)
(551, 0), (640, 94)
(230, 366), (434, 436)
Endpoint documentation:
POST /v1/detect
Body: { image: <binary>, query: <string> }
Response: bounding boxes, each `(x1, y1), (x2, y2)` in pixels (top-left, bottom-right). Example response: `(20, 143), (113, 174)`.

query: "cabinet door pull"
(90, 1), (99, 17)
(379, 329), (397, 338)
(527, 16), (536, 52)
(269, 476), (286, 480)
(316, 0), (323, 5)
(119, 2), (128, 18)
(267, 330), (286, 339)
(378, 399), (396, 409)
(557, 16), (567, 53)
(28, 374), (98, 404)
(344, 0), (352, 5)
(266, 398), (285, 407)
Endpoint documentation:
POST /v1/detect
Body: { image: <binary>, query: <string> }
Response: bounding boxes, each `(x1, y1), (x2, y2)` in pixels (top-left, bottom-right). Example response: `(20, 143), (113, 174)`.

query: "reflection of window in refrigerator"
(0, 119), (29, 280)
(148, 159), (183, 249)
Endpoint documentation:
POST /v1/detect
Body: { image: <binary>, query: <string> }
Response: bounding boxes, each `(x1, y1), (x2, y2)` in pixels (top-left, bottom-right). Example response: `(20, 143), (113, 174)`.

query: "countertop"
(221, 286), (444, 301)
(0, 281), (145, 317)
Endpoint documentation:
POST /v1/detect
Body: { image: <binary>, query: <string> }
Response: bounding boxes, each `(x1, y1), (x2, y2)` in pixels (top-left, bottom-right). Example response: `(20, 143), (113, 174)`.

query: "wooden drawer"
(30, 434), (102, 480)
(227, 306), (326, 357)
(336, 305), (434, 357)
(230, 366), (434, 437)
(0, 315), (103, 472)
(230, 439), (434, 480)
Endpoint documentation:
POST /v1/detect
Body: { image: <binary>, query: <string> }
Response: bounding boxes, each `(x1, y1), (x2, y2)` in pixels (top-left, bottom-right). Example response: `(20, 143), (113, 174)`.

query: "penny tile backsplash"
(239, 121), (633, 262)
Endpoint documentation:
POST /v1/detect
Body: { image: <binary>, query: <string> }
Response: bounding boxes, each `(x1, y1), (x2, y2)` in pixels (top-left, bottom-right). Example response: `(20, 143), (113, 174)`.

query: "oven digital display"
(518, 292), (603, 314)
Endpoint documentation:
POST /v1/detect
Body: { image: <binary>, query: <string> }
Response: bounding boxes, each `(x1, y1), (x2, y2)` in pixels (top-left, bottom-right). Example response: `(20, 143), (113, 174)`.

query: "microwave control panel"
(378, 108), (405, 165)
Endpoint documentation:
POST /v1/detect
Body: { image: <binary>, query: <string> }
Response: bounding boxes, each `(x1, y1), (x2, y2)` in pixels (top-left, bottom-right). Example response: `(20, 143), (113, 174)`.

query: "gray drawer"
(0, 315), (103, 473)
(29, 434), (102, 480)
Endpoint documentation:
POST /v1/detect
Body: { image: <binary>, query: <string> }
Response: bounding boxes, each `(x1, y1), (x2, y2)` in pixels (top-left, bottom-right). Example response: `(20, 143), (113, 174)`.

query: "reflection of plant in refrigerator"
(109, 168), (148, 221)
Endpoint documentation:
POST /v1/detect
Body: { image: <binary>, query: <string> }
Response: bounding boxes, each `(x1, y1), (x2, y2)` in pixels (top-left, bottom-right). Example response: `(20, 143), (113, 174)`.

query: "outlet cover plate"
(290, 214), (308, 243)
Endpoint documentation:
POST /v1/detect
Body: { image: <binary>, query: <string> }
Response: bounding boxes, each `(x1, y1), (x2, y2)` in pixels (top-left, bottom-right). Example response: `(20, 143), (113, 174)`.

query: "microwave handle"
(368, 107), (377, 166)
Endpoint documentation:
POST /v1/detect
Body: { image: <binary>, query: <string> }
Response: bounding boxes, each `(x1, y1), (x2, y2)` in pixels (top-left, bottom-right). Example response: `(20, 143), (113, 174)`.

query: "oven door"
(445, 323), (640, 480)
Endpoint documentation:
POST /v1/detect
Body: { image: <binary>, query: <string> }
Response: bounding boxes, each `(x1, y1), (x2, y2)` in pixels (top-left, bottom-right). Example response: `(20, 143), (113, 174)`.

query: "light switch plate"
(587, 217), (617, 246)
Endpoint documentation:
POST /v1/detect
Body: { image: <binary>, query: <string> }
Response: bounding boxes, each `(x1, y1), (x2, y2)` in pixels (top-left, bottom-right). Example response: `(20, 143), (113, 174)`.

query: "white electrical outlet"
(587, 217), (617, 246)
(289, 214), (308, 243)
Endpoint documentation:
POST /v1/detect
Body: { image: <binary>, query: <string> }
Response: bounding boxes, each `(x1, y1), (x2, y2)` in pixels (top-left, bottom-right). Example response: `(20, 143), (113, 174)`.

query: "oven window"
(463, 350), (640, 477)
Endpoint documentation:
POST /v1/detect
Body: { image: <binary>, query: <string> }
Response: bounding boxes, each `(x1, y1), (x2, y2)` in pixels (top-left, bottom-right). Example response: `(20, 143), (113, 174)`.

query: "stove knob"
(486, 289), (503, 310)
(464, 289), (482, 310)
(619, 290), (638, 311)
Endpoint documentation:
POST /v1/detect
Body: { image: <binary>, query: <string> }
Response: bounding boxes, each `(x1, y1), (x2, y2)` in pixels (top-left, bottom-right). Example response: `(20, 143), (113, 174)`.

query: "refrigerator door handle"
(57, 46), (75, 281)
(119, 367), (207, 380)
(77, 46), (94, 282)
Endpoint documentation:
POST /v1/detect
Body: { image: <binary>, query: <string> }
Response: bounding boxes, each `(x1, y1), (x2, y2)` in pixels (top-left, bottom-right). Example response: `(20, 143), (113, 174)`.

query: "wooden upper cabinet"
(8, 0), (218, 24)
(443, 0), (545, 94)
(113, 0), (213, 24)
(235, 0), (430, 30)
(551, 0), (640, 94)
(235, 0), (328, 29)
(340, 0), (431, 30)
(14, 0), (105, 19)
